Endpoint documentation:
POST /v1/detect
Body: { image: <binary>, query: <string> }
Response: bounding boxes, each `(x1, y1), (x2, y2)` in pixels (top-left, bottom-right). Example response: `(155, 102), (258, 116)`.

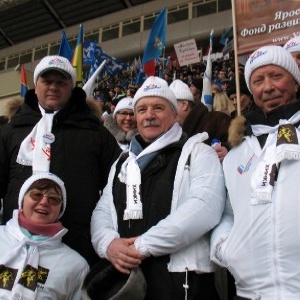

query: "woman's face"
(115, 109), (136, 133)
(22, 188), (62, 224)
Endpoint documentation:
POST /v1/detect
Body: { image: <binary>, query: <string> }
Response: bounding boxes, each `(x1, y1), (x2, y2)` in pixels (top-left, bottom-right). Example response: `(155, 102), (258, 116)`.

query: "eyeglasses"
(29, 190), (62, 206)
(117, 111), (135, 117)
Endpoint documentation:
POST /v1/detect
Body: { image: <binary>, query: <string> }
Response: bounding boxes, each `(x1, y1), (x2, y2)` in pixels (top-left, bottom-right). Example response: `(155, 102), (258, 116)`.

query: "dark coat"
(0, 88), (121, 266)
(182, 101), (231, 149)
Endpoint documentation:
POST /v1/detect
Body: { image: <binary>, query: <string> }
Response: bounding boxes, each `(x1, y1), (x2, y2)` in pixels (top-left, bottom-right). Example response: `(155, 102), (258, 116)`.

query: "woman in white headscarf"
(0, 172), (89, 300)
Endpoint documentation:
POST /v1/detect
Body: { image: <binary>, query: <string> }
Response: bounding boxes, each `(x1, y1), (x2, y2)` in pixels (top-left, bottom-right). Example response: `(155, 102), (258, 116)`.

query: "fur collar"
(104, 114), (137, 143)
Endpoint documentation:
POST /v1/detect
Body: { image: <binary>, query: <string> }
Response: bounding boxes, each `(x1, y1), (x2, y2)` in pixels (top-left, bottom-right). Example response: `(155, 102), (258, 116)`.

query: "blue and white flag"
(83, 41), (128, 77)
(201, 30), (214, 111)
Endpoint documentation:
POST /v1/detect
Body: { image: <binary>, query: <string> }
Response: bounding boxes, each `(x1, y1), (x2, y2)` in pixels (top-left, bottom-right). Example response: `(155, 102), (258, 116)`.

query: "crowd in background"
(90, 52), (238, 118)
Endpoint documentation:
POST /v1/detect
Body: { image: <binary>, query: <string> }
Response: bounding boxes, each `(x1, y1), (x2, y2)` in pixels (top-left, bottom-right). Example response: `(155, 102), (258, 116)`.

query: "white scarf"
(16, 106), (57, 173)
(0, 210), (67, 300)
(118, 123), (182, 220)
(250, 110), (300, 205)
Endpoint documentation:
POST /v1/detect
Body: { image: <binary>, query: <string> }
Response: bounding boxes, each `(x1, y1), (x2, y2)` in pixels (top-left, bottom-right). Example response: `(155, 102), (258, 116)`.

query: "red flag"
(143, 60), (156, 77)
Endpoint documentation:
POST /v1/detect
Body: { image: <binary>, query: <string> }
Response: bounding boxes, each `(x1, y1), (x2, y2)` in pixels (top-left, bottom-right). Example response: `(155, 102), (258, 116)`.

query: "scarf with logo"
(118, 123), (182, 220)
(0, 210), (67, 300)
(250, 110), (300, 205)
(17, 105), (57, 173)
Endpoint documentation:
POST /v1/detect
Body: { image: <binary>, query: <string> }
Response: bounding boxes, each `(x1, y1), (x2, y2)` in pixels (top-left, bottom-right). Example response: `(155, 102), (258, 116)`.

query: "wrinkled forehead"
(135, 96), (174, 109)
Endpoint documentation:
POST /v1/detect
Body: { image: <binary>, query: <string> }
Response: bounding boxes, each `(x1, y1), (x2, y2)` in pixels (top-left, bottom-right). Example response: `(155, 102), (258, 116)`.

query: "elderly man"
(170, 79), (231, 162)
(91, 76), (225, 299)
(0, 55), (121, 266)
(211, 45), (300, 300)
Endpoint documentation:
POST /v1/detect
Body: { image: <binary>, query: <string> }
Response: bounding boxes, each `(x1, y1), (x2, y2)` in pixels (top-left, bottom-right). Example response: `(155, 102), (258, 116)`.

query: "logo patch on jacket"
(0, 265), (18, 290)
(277, 124), (298, 145)
(18, 265), (38, 291)
(237, 154), (254, 174)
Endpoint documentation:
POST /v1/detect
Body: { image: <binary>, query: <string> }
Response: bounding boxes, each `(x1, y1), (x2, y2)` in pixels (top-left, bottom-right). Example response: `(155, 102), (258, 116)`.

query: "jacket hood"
(228, 115), (247, 148)
(4, 96), (24, 120)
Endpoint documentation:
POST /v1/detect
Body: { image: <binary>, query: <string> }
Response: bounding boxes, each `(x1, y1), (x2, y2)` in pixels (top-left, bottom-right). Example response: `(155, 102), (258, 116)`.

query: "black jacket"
(0, 88), (121, 266)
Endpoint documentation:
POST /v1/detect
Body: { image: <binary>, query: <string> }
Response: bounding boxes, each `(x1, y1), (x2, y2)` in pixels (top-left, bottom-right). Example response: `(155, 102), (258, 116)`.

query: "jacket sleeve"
(134, 143), (226, 257)
(68, 260), (90, 300)
(210, 194), (234, 267)
(91, 159), (120, 259)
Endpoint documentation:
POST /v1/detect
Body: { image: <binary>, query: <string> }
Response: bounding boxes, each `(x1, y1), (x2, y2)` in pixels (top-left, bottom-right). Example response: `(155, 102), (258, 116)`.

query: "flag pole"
(162, 46), (165, 70)
(231, 0), (241, 116)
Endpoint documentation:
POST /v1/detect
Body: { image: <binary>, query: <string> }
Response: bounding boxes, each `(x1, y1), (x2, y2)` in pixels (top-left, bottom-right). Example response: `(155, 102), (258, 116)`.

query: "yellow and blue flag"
(72, 24), (83, 87)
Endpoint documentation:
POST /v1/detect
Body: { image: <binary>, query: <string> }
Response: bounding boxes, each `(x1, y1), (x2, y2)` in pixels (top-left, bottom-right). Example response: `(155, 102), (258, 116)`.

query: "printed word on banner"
(234, 0), (300, 55)
(174, 39), (200, 67)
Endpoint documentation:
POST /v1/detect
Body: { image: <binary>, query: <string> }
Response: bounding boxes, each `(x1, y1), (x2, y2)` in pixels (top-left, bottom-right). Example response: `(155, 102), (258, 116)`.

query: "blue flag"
(219, 28), (227, 46)
(142, 8), (166, 65)
(135, 67), (147, 85)
(58, 31), (73, 62)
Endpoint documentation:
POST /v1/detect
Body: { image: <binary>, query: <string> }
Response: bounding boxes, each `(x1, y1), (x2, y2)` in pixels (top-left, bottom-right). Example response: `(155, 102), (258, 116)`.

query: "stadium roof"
(0, 0), (150, 51)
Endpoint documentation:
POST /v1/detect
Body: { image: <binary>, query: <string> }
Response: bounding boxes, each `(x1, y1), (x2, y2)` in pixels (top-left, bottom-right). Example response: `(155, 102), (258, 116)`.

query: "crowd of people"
(0, 34), (299, 300)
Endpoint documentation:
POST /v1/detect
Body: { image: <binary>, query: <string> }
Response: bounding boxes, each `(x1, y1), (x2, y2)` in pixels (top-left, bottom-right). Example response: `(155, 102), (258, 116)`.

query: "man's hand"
(213, 144), (228, 163)
(107, 237), (142, 274)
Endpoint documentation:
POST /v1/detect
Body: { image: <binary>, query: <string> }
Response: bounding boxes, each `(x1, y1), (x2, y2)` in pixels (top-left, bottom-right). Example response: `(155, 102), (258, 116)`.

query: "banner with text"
(174, 38), (200, 67)
(234, 0), (300, 55)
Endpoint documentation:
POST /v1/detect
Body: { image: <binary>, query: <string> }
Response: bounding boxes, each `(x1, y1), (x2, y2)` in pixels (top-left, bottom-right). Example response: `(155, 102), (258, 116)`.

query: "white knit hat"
(113, 97), (134, 118)
(169, 79), (194, 102)
(244, 45), (300, 92)
(34, 55), (76, 88)
(18, 172), (67, 220)
(283, 36), (300, 53)
(133, 76), (177, 111)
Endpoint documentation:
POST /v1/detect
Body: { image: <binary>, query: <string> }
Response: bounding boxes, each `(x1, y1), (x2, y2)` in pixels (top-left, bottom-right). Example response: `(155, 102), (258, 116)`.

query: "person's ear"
(182, 100), (190, 111)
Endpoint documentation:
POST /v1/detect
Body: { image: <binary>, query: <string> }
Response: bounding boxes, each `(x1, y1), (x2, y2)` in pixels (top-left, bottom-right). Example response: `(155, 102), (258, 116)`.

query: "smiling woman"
(104, 97), (137, 150)
(0, 172), (89, 299)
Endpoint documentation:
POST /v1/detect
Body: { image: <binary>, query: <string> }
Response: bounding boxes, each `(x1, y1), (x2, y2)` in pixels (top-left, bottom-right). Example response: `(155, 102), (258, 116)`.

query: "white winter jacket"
(211, 134), (300, 300)
(91, 133), (225, 273)
(0, 213), (89, 300)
